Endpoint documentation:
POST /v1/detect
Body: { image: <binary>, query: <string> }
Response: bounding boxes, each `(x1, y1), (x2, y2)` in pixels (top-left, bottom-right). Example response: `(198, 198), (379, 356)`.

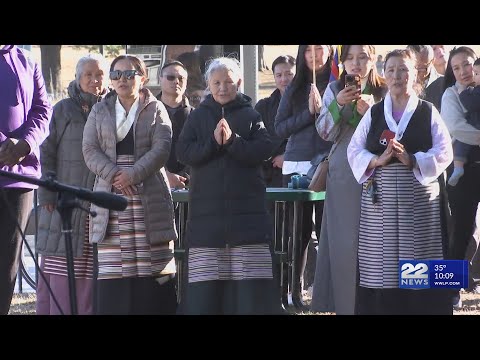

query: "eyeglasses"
(163, 74), (186, 82)
(109, 70), (141, 81)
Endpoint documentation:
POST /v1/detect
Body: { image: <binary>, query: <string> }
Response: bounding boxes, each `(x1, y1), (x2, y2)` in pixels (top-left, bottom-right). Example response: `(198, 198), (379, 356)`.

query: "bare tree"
(40, 45), (62, 98)
(258, 45), (268, 71)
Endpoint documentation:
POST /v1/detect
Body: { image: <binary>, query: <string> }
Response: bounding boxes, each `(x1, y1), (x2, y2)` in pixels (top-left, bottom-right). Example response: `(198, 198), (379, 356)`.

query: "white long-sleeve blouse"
(347, 93), (453, 185)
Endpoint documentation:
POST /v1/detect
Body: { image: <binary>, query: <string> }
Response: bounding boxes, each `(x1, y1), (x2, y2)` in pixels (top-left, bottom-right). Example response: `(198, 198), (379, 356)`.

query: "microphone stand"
(55, 185), (96, 315)
(0, 169), (127, 315)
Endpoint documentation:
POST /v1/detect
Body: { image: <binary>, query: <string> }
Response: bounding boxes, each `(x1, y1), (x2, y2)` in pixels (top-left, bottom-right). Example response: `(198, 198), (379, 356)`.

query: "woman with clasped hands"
(347, 49), (453, 315)
(176, 57), (279, 315)
(82, 55), (177, 315)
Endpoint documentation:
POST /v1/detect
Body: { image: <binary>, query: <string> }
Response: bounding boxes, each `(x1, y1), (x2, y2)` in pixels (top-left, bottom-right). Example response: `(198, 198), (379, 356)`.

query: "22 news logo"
(399, 260), (429, 289)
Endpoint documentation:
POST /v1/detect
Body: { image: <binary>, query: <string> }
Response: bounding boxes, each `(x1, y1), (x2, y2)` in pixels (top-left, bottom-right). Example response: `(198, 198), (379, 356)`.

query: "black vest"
(367, 99), (432, 162)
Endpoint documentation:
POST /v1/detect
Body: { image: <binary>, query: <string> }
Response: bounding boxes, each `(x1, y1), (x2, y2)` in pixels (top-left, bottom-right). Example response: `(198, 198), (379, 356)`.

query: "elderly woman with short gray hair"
(176, 57), (279, 315)
(36, 53), (110, 315)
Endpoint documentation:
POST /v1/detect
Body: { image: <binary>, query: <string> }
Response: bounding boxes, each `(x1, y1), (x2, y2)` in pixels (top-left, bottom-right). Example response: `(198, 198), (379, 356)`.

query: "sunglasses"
(163, 74), (186, 82)
(109, 70), (141, 81)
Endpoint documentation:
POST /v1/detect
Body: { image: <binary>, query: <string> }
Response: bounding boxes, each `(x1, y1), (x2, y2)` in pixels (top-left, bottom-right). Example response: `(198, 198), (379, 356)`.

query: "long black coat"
(176, 93), (273, 248)
(254, 89), (286, 188)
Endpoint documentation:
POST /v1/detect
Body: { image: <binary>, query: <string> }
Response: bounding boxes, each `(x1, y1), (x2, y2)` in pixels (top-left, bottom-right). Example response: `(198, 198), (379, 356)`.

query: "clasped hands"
(214, 118), (232, 146)
(308, 84), (322, 115)
(112, 169), (136, 196)
(374, 139), (413, 168)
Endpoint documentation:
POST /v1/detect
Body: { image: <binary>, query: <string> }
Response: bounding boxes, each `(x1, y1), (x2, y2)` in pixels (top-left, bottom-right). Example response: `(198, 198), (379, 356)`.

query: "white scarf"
(383, 92), (419, 141)
(115, 96), (139, 143)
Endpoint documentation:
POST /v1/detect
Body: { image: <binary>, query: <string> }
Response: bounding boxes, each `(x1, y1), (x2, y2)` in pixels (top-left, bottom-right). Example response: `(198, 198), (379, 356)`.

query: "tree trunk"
(258, 45), (268, 71)
(40, 45), (62, 98)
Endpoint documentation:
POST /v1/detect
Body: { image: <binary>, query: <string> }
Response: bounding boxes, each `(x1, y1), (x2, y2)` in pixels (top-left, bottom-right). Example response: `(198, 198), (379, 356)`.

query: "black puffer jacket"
(156, 93), (194, 174)
(176, 93), (273, 248)
(255, 88), (286, 187)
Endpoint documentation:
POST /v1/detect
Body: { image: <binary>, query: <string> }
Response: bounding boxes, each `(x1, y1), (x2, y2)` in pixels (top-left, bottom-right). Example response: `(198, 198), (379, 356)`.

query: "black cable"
(0, 188), (65, 315)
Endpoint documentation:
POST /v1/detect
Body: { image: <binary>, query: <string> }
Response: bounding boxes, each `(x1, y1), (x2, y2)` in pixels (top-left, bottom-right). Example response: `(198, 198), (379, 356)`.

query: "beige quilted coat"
(82, 88), (177, 244)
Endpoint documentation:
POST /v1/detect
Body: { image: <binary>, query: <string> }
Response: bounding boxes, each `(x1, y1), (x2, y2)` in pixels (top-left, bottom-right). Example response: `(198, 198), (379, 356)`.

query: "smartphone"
(379, 129), (396, 146)
(345, 74), (361, 91)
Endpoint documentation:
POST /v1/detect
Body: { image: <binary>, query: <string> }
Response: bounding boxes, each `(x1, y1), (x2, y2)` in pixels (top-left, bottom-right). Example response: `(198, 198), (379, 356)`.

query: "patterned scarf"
(67, 80), (107, 120)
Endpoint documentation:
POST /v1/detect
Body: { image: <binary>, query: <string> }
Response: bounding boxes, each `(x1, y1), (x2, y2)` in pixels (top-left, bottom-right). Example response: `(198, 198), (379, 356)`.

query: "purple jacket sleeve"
(21, 62), (52, 155)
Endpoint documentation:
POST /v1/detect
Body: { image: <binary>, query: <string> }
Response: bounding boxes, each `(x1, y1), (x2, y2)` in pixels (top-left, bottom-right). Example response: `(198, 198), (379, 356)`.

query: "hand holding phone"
(337, 74), (361, 106)
(345, 74), (361, 92)
(379, 129), (395, 146)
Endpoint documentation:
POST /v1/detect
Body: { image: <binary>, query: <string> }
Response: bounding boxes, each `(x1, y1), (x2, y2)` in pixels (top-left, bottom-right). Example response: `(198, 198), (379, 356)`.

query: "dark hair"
(177, 52), (200, 70)
(384, 48), (416, 67)
(474, 58), (480, 67)
(406, 45), (433, 58)
(197, 46), (216, 74)
(383, 49), (421, 95)
(176, 52), (206, 89)
(443, 46), (477, 91)
(289, 45), (333, 109)
(338, 45), (386, 100)
(161, 60), (187, 75)
(271, 55), (296, 74)
(110, 55), (148, 83)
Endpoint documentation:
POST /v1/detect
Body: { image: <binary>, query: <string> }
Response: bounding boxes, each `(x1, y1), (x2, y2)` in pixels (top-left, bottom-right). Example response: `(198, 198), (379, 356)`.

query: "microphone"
(0, 169), (128, 211)
(75, 188), (128, 211)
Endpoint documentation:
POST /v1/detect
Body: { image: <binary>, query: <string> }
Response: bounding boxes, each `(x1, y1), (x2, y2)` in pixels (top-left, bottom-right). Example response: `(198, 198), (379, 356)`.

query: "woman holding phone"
(311, 45), (387, 315)
(347, 49), (453, 314)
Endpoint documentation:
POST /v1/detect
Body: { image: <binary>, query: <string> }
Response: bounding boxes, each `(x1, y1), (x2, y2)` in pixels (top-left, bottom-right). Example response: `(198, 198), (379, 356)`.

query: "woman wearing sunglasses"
(82, 55), (177, 315)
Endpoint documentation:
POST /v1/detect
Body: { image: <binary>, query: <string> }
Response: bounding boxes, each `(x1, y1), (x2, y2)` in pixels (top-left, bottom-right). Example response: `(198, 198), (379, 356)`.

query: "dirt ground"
(9, 289), (480, 315)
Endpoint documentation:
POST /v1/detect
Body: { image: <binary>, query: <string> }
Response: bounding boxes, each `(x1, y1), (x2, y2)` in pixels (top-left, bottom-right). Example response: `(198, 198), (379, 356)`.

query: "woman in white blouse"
(347, 49), (453, 315)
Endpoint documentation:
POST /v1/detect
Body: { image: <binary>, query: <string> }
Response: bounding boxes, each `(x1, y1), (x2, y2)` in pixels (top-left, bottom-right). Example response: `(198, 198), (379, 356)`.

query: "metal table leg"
(175, 202), (186, 304)
(273, 201), (289, 310)
(291, 200), (306, 309)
